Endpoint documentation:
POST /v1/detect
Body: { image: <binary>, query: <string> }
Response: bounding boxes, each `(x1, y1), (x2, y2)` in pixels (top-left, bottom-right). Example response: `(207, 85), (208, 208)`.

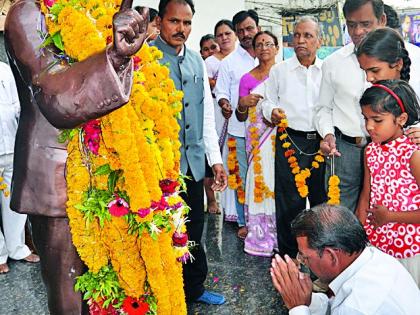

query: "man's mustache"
(173, 33), (186, 39)
(242, 36), (252, 42)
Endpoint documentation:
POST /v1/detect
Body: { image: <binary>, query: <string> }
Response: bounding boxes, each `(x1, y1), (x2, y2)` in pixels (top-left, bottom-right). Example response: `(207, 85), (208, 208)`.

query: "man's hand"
(109, 0), (148, 70)
(320, 133), (341, 156)
(368, 204), (391, 229)
(218, 98), (233, 119)
(406, 127), (420, 145)
(211, 163), (228, 191)
(270, 108), (285, 125)
(271, 254), (312, 309)
(239, 93), (263, 108)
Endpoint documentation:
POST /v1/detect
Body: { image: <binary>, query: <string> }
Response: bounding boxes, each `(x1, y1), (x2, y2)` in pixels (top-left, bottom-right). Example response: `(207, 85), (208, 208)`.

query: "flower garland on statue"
(247, 107), (275, 203)
(227, 137), (245, 204)
(41, 1), (189, 314)
(276, 117), (326, 199)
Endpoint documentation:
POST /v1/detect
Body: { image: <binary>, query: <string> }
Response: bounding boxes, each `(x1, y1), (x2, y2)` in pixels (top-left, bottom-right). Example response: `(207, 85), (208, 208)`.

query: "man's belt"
(286, 128), (321, 140)
(334, 127), (365, 145)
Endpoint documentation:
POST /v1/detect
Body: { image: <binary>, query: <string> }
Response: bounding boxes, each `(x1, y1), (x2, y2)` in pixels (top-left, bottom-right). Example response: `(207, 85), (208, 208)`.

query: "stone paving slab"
(0, 213), (287, 315)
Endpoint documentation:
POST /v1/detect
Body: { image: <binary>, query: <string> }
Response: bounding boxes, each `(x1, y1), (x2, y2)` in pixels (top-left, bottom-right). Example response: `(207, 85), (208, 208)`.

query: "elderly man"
(313, 0), (420, 212)
(214, 10), (260, 239)
(151, 0), (227, 305)
(261, 16), (326, 257)
(5, 0), (147, 313)
(271, 204), (420, 314)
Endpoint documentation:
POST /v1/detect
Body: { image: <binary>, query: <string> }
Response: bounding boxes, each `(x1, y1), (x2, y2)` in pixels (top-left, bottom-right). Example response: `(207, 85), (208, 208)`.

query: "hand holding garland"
(236, 94), (263, 122)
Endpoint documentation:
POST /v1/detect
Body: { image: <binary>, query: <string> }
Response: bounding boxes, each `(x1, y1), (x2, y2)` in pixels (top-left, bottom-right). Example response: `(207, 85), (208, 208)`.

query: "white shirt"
(0, 62), (20, 156)
(205, 55), (222, 81)
(314, 42), (420, 139)
(313, 43), (368, 138)
(178, 45), (223, 167)
(214, 45), (257, 137)
(262, 55), (323, 132)
(406, 42), (420, 97)
(290, 246), (420, 315)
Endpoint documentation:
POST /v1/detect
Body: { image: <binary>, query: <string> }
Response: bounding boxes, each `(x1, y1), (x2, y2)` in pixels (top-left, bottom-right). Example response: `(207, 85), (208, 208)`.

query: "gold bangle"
(236, 106), (248, 114)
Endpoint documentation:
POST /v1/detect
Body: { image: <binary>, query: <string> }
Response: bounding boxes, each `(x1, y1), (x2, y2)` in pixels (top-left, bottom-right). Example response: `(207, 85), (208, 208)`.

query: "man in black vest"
(153, 0), (227, 305)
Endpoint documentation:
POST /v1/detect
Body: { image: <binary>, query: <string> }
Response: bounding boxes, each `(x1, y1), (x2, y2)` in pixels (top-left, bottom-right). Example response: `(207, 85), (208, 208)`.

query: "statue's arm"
(5, 0), (133, 129)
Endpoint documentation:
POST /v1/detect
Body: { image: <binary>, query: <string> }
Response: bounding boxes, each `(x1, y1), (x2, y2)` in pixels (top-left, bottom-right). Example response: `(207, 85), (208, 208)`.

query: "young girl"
(356, 80), (420, 286)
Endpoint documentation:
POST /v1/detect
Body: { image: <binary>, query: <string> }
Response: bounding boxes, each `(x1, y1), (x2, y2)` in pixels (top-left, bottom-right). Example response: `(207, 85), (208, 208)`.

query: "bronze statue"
(4, 0), (148, 313)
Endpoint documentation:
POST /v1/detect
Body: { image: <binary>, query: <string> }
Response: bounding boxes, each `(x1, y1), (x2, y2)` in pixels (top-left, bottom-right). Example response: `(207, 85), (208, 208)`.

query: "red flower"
(133, 56), (142, 71)
(107, 197), (130, 217)
(82, 119), (101, 155)
(159, 179), (179, 194)
(137, 207), (151, 218)
(172, 231), (188, 247)
(43, 0), (56, 7)
(151, 196), (168, 211)
(88, 298), (118, 315)
(121, 297), (149, 315)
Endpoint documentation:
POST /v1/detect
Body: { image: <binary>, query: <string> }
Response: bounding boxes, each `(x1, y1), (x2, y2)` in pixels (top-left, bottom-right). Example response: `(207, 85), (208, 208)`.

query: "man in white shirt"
(271, 204), (420, 315)
(0, 62), (39, 274)
(261, 17), (326, 257)
(152, 0), (227, 305)
(214, 10), (259, 238)
(313, 0), (386, 212)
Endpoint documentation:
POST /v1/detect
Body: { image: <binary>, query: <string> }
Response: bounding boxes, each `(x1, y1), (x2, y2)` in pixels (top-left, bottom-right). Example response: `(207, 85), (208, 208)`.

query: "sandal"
(22, 253), (40, 263)
(0, 263), (9, 274)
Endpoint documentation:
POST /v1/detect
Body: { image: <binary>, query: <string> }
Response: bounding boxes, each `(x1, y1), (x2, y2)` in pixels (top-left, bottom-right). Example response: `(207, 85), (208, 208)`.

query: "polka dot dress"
(365, 135), (420, 259)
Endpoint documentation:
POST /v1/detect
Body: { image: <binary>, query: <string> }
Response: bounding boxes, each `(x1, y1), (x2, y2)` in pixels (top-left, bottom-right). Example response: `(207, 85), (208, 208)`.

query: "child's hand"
(355, 207), (368, 224)
(368, 205), (391, 228)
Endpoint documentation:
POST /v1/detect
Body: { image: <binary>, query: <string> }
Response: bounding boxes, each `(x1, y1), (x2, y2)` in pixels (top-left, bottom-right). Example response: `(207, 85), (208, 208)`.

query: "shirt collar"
(329, 247), (371, 296)
(342, 42), (356, 58)
(237, 45), (255, 60)
(155, 35), (186, 57)
(289, 54), (322, 70)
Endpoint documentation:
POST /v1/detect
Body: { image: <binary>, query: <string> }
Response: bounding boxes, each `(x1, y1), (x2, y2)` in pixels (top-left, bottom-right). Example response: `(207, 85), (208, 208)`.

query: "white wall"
(133, 0), (245, 52)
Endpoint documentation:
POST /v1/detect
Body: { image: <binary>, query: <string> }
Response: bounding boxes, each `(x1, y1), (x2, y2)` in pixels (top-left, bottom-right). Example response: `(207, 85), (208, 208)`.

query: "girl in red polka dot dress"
(356, 80), (420, 286)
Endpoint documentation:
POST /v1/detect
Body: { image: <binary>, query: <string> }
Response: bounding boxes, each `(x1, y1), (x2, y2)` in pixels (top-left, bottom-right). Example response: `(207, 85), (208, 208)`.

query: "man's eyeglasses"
(255, 42), (276, 50)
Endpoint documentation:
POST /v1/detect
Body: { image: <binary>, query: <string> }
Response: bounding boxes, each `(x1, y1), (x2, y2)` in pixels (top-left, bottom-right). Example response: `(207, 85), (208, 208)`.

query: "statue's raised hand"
(109, 0), (149, 70)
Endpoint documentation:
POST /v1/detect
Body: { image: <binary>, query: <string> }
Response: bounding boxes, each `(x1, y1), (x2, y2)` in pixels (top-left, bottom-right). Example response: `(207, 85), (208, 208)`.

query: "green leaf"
(50, 3), (65, 18)
(57, 128), (77, 143)
(40, 36), (54, 48)
(94, 164), (112, 176)
(107, 170), (120, 193)
(52, 32), (65, 51)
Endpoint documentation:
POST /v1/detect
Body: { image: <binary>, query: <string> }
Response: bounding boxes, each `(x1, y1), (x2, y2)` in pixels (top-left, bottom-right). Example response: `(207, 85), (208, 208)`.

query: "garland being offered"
(247, 107), (274, 203)
(41, 0), (188, 313)
(277, 117), (325, 198)
(227, 137), (245, 204)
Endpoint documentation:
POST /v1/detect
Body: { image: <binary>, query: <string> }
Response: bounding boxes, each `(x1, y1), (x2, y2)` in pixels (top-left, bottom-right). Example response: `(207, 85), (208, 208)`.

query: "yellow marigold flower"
(312, 161), (320, 169)
(282, 142), (291, 149)
(315, 154), (325, 163)
(279, 133), (288, 141)
(292, 166), (300, 174)
(288, 156), (297, 163)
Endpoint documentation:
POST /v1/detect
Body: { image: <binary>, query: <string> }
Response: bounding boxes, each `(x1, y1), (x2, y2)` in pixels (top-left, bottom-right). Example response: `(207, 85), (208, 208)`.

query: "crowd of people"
(1, 0), (420, 314)
(196, 0), (420, 312)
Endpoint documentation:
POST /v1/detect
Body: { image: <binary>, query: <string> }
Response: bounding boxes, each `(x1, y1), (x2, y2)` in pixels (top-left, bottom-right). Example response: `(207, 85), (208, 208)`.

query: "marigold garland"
(276, 117), (325, 198)
(227, 137), (245, 204)
(327, 174), (341, 205)
(40, 0), (188, 313)
(248, 107), (274, 203)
